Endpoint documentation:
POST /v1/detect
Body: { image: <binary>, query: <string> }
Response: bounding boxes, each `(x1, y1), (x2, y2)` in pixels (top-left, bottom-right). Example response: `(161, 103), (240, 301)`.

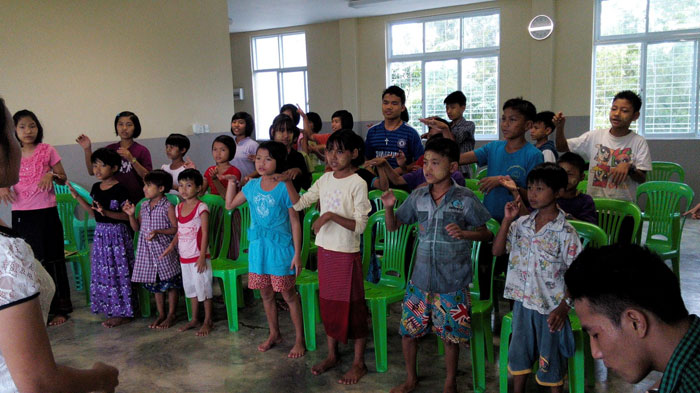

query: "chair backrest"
(464, 179), (485, 201)
(234, 202), (251, 258)
(576, 180), (587, 194)
(368, 188), (409, 211)
(476, 167), (487, 180)
(362, 210), (417, 289)
(199, 194), (230, 259)
(593, 198), (642, 244)
(469, 163), (478, 178)
(166, 193), (180, 205)
(636, 181), (695, 245)
(648, 161), (685, 183)
(69, 181), (93, 204)
(311, 172), (323, 184)
(55, 193), (88, 250)
(53, 181), (70, 196)
(568, 220), (609, 249)
(471, 219), (501, 301)
(301, 208), (320, 268)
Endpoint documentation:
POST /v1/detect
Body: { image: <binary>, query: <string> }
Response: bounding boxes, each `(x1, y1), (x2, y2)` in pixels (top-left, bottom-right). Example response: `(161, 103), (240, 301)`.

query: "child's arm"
(492, 201), (520, 256)
(122, 201), (139, 232)
(200, 169), (212, 197)
(75, 134), (94, 176)
(67, 184), (94, 216)
(196, 211), (209, 273)
(381, 190), (402, 232)
(147, 204), (178, 240)
(313, 212), (355, 235)
(288, 207), (302, 276)
(285, 180), (300, 205)
(684, 202), (700, 219)
(499, 177), (529, 216)
(553, 112), (570, 152)
(43, 161), (67, 188)
(458, 151), (478, 165)
(161, 234), (178, 258)
(96, 204), (129, 222)
(445, 224), (492, 242)
(224, 178), (247, 210)
(116, 148), (149, 179)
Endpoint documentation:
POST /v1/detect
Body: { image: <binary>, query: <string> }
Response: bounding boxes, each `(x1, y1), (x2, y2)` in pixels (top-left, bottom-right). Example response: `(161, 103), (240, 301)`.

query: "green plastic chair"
(313, 164), (326, 173)
(311, 171), (324, 184)
(464, 179), (485, 201)
(54, 182), (85, 291)
(576, 179), (587, 194)
(469, 163), (478, 179)
(499, 221), (608, 393)
(207, 196), (250, 331)
(593, 198), (642, 245)
(476, 167), (488, 180)
(647, 161), (684, 183)
(361, 211), (417, 373)
(56, 193), (91, 303)
(297, 208), (321, 351)
(68, 181), (96, 250)
(367, 188), (409, 211)
(636, 181), (694, 279)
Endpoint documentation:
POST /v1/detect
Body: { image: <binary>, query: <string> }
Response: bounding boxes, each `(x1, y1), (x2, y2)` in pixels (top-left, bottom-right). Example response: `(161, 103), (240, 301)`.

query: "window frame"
(386, 9), (501, 141)
(592, 0), (700, 139)
(251, 32), (309, 139)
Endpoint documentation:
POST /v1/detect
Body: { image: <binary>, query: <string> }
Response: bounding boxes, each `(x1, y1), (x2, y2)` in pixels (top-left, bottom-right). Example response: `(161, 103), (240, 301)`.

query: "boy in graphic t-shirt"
(554, 90), (651, 203)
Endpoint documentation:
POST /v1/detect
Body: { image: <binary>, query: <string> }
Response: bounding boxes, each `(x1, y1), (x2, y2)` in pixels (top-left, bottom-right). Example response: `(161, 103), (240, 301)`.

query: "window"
(251, 33), (308, 138)
(387, 10), (500, 139)
(592, 0), (700, 138)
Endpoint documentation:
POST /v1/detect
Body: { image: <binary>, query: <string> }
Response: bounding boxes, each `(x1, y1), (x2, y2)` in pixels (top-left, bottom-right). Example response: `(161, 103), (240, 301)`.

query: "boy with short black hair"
(531, 111), (558, 163)
(557, 152), (597, 224)
(161, 133), (193, 194)
(382, 137), (492, 393)
(493, 162), (581, 393)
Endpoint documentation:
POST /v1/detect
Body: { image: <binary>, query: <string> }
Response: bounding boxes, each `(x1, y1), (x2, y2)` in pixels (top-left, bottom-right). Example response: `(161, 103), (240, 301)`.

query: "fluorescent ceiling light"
(348, 0), (394, 9)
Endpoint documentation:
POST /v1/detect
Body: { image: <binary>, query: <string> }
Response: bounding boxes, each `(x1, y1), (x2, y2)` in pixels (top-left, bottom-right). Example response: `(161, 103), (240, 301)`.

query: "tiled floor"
(48, 220), (700, 392)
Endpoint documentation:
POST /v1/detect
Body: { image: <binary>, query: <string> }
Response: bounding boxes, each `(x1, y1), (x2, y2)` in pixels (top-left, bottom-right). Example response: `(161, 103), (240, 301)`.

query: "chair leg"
(568, 329), (585, 393)
(370, 299), (389, 373)
(483, 310), (495, 364)
(79, 253), (91, 305)
(222, 273), (240, 332)
(298, 284), (318, 351)
(185, 294), (193, 321)
(139, 286), (151, 318)
(499, 313), (513, 393)
(470, 315), (487, 393)
(672, 256), (680, 282)
(437, 336), (445, 355)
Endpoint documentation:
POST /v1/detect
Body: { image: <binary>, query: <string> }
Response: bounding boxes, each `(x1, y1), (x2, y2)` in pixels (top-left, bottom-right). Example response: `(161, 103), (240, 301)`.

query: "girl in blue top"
(224, 141), (305, 358)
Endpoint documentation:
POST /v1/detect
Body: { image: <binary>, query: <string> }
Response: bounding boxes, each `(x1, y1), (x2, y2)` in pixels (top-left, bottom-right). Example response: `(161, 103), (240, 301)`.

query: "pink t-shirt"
(176, 201), (210, 263)
(12, 144), (61, 211)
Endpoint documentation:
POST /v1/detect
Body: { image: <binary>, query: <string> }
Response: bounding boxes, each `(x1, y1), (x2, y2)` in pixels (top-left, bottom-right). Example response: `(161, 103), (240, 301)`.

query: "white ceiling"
(227, 0), (493, 33)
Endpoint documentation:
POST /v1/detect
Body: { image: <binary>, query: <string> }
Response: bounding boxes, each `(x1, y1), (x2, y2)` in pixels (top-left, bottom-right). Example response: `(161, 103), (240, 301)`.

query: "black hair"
(400, 109), (409, 122)
(279, 104), (300, 125)
(424, 136), (459, 164)
(503, 97), (537, 122)
(382, 85), (406, 105)
(613, 90), (643, 113)
(0, 98), (10, 166)
(12, 109), (44, 145)
(534, 111), (556, 132)
(257, 141), (288, 174)
(526, 162), (567, 191)
(231, 111), (255, 137)
(178, 168), (203, 187)
(327, 129), (364, 168)
(114, 111), (142, 138)
(558, 152), (587, 176)
(165, 133), (190, 153)
(270, 114), (300, 142)
(91, 147), (122, 169)
(331, 110), (354, 130)
(306, 112), (323, 133)
(443, 91), (467, 107)
(212, 135), (236, 161)
(431, 117), (450, 129)
(565, 244), (688, 326)
(144, 169), (173, 193)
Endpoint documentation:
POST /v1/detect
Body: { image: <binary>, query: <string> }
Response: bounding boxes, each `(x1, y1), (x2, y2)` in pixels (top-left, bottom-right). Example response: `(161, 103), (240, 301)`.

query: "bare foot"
(149, 315), (166, 329)
(287, 342), (306, 358)
(178, 319), (201, 332)
(390, 379), (418, 393)
(102, 317), (133, 328)
(258, 335), (282, 352)
(338, 363), (368, 385)
(311, 357), (339, 376)
(48, 315), (69, 326)
(156, 314), (177, 329)
(196, 320), (213, 337)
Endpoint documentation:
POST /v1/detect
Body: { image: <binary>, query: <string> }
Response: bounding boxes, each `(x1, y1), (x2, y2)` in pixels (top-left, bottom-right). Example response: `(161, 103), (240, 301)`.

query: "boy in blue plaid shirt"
(383, 138), (491, 393)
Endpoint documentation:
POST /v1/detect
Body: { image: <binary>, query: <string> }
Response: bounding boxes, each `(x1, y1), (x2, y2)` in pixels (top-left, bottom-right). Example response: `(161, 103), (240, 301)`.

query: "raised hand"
(552, 112), (566, 128)
(504, 198), (520, 221)
(92, 200), (104, 216)
(498, 175), (517, 193)
(76, 134), (92, 150)
(478, 176), (503, 194)
(381, 190), (397, 208)
(121, 201), (135, 216)
(183, 157), (196, 169)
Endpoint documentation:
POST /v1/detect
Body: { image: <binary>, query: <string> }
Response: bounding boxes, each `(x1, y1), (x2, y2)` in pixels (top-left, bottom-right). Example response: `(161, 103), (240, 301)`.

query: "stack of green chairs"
(68, 181), (96, 250)
(367, 188), (409, 211)
(593, 198), (642, 244)
(54, 182), (84, 290)
(361, 210), (417, 373)
(647, 161), (684, 183)
(297, 208), (321, 351)
(636, 181), (694, 280)
(55, 193), (91, 303)
(499, 220), (608, 393)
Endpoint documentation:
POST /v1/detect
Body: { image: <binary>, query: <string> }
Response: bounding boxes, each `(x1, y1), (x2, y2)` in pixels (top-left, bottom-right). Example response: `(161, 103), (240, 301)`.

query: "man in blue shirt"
(365, 86), (424, 169)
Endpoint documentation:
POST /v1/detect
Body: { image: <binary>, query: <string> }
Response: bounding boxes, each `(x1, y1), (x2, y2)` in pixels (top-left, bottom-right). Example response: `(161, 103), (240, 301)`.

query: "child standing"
(493, 163), (581, 393)
(271, 114), (311, 192)
(382, 137), (492, 393)
(225, 141), (305, 358)
(161, 133), (194, 194)
(76, 111), (153, 203)
(0, 110), (72, 326)
(123, 170), (181, 329)
(289, 131), (372, 385)
(531, 111), (558, 163)
(69, 148), (135, 328)
(163, 168), (214, 336)
(230, 112), (259, 179)
(202, 135), (241, 196)
(556, 152), (597, 224)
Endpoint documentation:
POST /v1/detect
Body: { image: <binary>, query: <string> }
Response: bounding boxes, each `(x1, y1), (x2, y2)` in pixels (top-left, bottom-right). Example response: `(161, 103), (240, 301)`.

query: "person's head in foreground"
(564, 244), (693, 386)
